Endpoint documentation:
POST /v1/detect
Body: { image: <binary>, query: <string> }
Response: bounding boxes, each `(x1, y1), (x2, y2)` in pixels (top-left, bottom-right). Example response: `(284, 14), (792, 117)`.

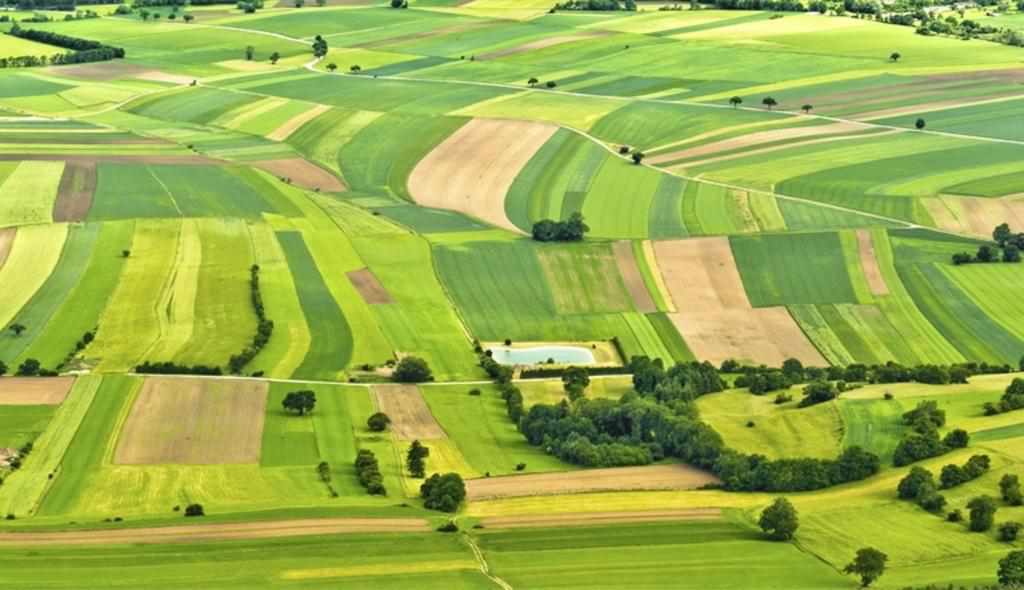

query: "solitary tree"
(545, 80), (557, 89)
(282, 390), (316, 415)
(631, 151), (645, 165)
(140, 9), (150, 20)
(393, 356), (432, 383)
(367, 412), (391, 432)
(527, 77), (539, 87)
(8, 323), (26, 337)
(1002, 474), (1024, 506)
(350, 64), (361, 73)
(245, 45), (255, 61)
(1001, 521), (1022, 542)
(1000, 550), (1024, 585)
(729, 96), (742, 108)
(759, 497), (798, 541)
(762, 96), (778, 111)
(16, 358), (40, 377)
(184, 503), (205, 517)
(802, 104), (813, 114)
(994, 222), (1012, 246)
(269, 51), (280, 64)
(420, 472), (466, 512)
(890, 51), (901, 62)
(326, 63), (338, 72)
(915, 118), (926, 130)
(312, 34), (328, 57)
(844, 547), (888, 587)
(183, 13), (194, 22)
(406, 440), (429, 478)
(294, 0), (304, 6)
(968, 495), (998, 532)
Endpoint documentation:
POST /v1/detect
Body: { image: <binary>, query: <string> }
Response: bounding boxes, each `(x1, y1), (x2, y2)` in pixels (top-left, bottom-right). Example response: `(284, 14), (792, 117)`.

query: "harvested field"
(0, 227), (14, 269)
(371, 384), (446, 441)
(53, 160), (96, 222)
(0, 377), (75, 405)
(408, 118), (557, 233)
(267, 105), (330, 142)
(477, 32), (608, 60)
(48, 61), (153, 82)
(251, 158), (345, 192)
(347, 268), (393, 304)
(856, 229), (889, 296)
(649, 121), (868, 165)
(0, 518), (430, 546)
(653, 238), (825, 366)
(0, 154), (218, 165)
(612, 240), (656, 313)
(927, 195), (1024, 237)
(674, 128), (897, 170)
(114, 377), (268, 465)
(466, 464), (719, 500)
(480, 508), (722, 529)
(135, 71), (195, 86)
(854, 93), (1024, 121)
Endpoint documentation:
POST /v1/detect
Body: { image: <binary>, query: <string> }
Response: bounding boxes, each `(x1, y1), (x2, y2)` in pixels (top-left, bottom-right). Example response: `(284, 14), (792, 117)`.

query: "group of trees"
(531, 212), (589, 242)
(553, 0), (636, 11)
(420, 472), (465, 512)
(228, 265), (274, 374)
(758, 499), (887, 586)
(898, 455), (990, 515)
(713, 0), (806, 10)
(516, 356), (882, 491)
(406, 440), (429, 478)
(989, 378), (1024, 416)
(354, 449), (385, 495)
(1, 25), (126, 68)
(392, 356), (433, 383)
(953, 224), (1024, 265)
(134, 360), (222, 375)
(893, 401), (969, 466)
(282, 390), (316, 415)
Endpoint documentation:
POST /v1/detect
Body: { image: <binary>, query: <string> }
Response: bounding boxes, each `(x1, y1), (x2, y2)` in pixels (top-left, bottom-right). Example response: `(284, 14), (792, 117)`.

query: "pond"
(488, 345), (596, 366)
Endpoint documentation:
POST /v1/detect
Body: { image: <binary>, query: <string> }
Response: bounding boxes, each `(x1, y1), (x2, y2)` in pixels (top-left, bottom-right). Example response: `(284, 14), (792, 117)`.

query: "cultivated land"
(4, 3), (1024, 589)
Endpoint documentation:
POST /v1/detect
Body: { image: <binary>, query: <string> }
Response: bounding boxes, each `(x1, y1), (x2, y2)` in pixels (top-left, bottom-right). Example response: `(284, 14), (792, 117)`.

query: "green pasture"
(0, 223), (68, 334)
(731, 232), (859, 306)
(0, 405), (55, 450)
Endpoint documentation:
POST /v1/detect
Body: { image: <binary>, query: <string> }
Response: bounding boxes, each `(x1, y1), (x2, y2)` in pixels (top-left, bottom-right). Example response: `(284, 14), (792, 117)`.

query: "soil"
(408, 118), (557, 234)
(347, 268), (393, 304)
(0, 377), (75, 405)
(0, 227), (15, 270)
(466, 464), (720, 501)
(53, 160), (97, 222)
(856, 229), (889, 296)
(251, 158), (346, 192)
(266, 105), (330, 142)
(612, 240), (657, 313)
(371, 384), (446, 441)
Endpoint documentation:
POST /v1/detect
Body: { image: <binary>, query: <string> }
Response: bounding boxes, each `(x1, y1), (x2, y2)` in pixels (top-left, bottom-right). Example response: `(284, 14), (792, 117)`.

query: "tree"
(350, 64), (361, 73)
(844, 547), (887, 587)
(317, 0), (326, 6)
(393, 356), (433, 383)
(269, 51), (280, 64)
(390, 0), (407, 6)
(312, 34), (328, 57)
(940, 464), (968, 489)
(245, 45), (255, 61)
(367, 412), (391, 432)
(968, 495), (997, 532)
(977, 244), (997, 262)
(184, 503), (204, 517)
(527, 77), (539, 86)
(406, 440), (429, 478)
(762, 97), (778, 110)
(282, 390), (316, 415)
(183, 13), (194, 22)
(994, 222), (1013, 246)
(897, 466), (934, 500)
(631, 151), (645, 165)
(729, 96), (742, 108)
(1001, 521), (1023, 542)
(8, 323), (26, 337)
(799, 381), (837, 408)
(1002, 474), (1024, 506)
(942, 428), (969, 449)
(545, 80), (556, 89)
(1000, 550), (1024, 585)
(1005, 244), (1021, 263)
(16, 358), (40, 377)
(802, 104), (813, 114)
(294, 0), (304, 6)
(562, 367), (590, 392)
(140, 9), (150, 20)
(0, 360), (7, 376)
(890, 51), (901, 62)
(420, 472), (465, 512)
(952, 252), (972, 265)
(915, 118), (926, 130)
(758, 497), (798, 541)
(326, 63), (337, 72)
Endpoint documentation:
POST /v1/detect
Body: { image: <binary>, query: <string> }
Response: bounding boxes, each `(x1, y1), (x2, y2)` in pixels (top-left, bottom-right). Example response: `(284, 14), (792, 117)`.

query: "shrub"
(367, 412), (391, 432)
(184, 503), (204, 517)
(1001, 521), (1023, 542)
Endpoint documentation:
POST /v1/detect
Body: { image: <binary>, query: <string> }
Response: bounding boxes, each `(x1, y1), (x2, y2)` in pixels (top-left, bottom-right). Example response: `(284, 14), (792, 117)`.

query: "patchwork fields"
(4, 2), (1024, 588)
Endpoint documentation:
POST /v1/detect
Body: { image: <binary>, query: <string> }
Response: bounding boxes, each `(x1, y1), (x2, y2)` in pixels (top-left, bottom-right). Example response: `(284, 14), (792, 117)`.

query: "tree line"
(227, 264), (274, 375)
(953, 223), (1024, 265)
(531, 212), (589, 242)
(893, 400), (969, 466)
(2, 25), (125, 69)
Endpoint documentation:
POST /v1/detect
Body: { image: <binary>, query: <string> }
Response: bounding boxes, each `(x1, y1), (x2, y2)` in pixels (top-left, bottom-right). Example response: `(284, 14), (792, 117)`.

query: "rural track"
(462, 531), (514, 590)
(118, 371), (631, 388)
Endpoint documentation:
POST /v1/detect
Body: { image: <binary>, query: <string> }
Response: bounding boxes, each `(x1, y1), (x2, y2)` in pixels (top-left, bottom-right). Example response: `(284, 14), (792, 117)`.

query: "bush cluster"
(134, 361), (222, 375)
(893, 401), (969, 466)
(420, 473), (465, 512)
(228, 265), (274, 374)
(531, 212), (589, 242)
(939, 455), (991, 489)
(354, 449), (385, 495)
(984, 378), (1024, 416)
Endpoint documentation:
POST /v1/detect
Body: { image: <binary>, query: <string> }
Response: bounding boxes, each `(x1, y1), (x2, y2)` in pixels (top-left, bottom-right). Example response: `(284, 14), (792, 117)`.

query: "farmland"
(3, 1), (1024, 588)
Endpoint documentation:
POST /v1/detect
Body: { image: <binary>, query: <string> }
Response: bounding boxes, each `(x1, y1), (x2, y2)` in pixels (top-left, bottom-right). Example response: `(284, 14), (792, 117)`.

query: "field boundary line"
(462, 531), (513, 590)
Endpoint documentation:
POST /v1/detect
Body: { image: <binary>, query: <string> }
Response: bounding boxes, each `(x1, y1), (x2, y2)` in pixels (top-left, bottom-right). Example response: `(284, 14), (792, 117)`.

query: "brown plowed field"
(480, 508), (722, 529)
(856, 229), (889, 296)
(0, 377), (75, 405)
(466, 464), (719, 500)
(371, 384), (446, 441)
(53, 160), (96, 222)
(0, 227), (15, 269)
(114, 377), (268, 464)
(347, 268), (393, 304)
(649, 121), (866, 165)
(252, 158), (345, 192)
(612, 240), (656, 313)
(408, 118), (557, 233)
(0, 518), (430, 546)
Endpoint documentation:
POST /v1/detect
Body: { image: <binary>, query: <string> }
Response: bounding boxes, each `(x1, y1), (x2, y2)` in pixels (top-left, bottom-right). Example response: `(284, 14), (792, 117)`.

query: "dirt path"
(408, 118), (556, 234)
(466, 464), (719, 501)
(0, 518), (430, 546)
(372, 384), (446, 440)
(479, 508), (722, 529)
(856, 229), (889, 296)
